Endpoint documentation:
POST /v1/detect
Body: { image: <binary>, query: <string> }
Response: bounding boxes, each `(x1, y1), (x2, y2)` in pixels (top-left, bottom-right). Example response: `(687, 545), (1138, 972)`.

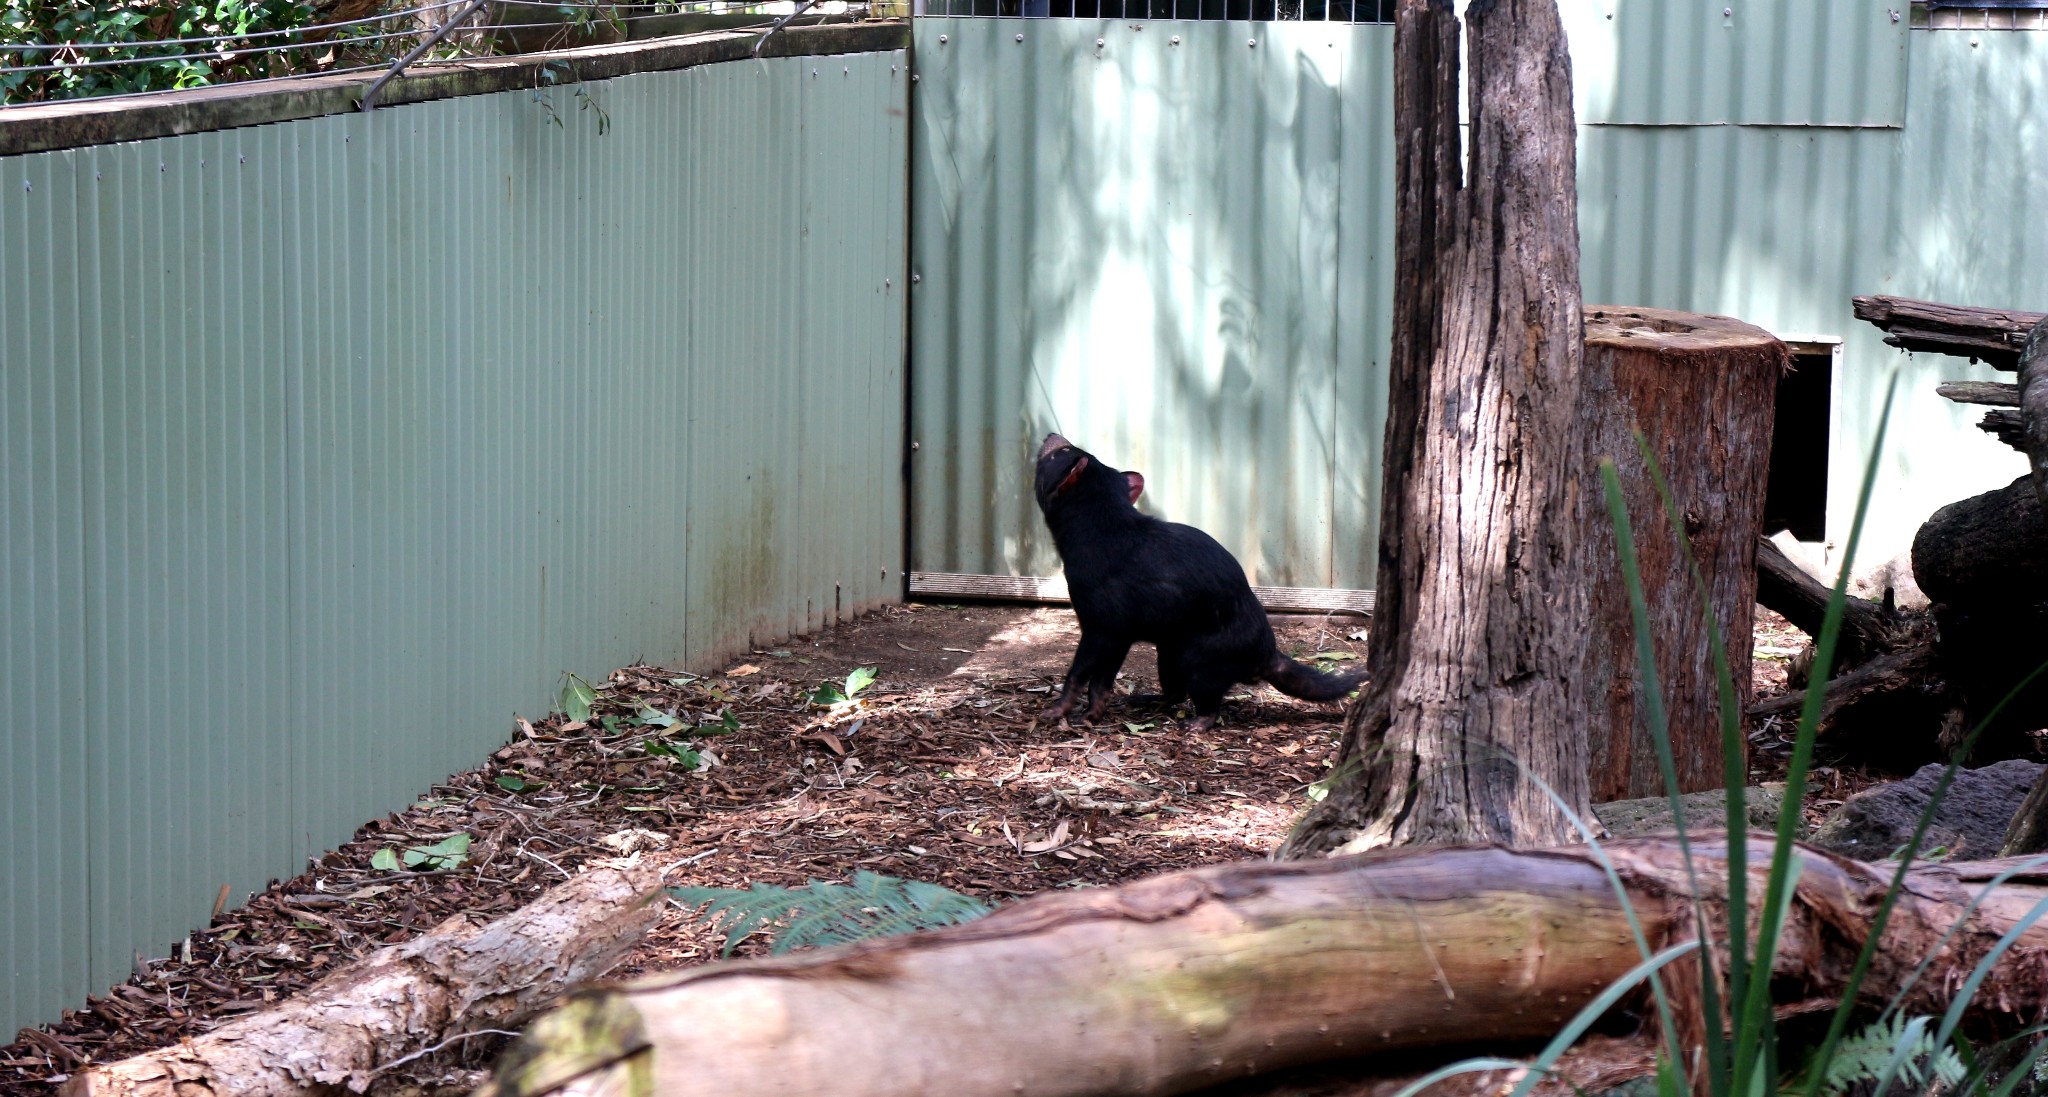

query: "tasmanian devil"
(1032, 433), (1366, 731)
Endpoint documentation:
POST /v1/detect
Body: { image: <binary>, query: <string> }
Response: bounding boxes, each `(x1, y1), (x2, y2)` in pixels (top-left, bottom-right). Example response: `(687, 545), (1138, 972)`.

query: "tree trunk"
(482, 839), (2048, 1097)
(63, 859), (671, 1097)
(1282, 0), (1590, 854)
(1579, 307), (1782, 800)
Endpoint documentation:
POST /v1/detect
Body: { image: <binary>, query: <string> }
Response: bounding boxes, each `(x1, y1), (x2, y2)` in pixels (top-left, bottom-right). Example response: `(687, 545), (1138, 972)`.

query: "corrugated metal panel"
(0, 47), (908, 1036)
(1562, 0), (1908, 127)
(911, 15), (2043, 583)
(909, 18), (1395, 590)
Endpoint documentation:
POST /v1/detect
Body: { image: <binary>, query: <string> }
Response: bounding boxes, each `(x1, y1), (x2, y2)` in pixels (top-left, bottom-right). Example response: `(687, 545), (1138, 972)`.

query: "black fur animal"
(1033, 433), (1366, 731)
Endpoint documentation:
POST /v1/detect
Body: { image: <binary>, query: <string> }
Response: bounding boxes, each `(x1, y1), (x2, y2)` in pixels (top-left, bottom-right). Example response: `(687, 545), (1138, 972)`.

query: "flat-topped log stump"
(1581, 307), (1785, 800)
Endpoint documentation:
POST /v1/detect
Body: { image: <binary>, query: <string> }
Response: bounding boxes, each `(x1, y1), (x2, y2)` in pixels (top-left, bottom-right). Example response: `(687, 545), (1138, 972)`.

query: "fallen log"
(483, 839), (2048, 1097)
(63, 857), (673, 1097)
(1851, 295), (2044, 369)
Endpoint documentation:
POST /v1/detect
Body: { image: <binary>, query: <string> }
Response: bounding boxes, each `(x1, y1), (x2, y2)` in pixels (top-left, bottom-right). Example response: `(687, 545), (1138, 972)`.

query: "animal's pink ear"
(1124, 471), (1144, 504)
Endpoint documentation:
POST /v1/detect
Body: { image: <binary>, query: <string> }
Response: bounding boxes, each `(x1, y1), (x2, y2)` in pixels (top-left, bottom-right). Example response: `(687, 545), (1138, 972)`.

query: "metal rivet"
(1722, 6), (1731, 14)
(1170, 34), (1181, 43)
(238, 154), (245, 164)
(911, 73), (920, 81)
(1889, 8), (1900, 20)
(843, 66), (849, 74)
(912, 273), (922, 283)
(911, 441), (920, 451)
(938, 33), (947, 42)
(1095, 37), (1105, 46)
(884, 279), (892, 288)
(1015, 32), (1024, 41)
(812, 68), (819, 76)
(1247, 37), (1257, 46)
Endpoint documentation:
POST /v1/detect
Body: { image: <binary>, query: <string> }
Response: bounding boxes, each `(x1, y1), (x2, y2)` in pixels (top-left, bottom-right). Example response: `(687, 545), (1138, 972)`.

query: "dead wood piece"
(1744, 644), (1941, 729)
(481, 838), (2048, 1097)
(1980, 408), (2027, 451)
(1936, 380), (2022, 407)
(63, 857), (673, 1097)
(2003, 767), (2048, 856)
(1852, 295), (2046, 370)
(2019, 318), (2048, 512)
(1752, 536), (1896, 666)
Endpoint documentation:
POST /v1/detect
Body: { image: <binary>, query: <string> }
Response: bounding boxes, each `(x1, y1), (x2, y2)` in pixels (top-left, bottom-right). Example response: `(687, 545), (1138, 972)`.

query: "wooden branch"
(64, 858), (673, 1097)
(1936, 380), (2022, 407)
(1753, 536), (1894, 664)
(2003, 768), (2048, 856)
(1744, 644), (1935, 724)
(1852, 295), (2045, 370)
(2019, 318), (2048, 511)
(1980, 408), (2028, 451)
(482, 839), (2048, 1097)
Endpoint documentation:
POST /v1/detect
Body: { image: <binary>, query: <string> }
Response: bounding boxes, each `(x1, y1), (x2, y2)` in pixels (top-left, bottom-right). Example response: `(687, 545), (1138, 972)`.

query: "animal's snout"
(1038, 433), (1071, 460)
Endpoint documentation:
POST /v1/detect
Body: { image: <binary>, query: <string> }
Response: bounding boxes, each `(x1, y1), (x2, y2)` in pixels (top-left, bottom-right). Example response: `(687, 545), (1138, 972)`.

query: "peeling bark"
(63, 859), (671, 1097)
(483, 839), (2048, 1097)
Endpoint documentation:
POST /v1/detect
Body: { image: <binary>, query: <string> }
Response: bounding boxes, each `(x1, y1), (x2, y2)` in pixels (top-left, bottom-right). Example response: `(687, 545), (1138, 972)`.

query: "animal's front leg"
(1049, 631), (1128, 723)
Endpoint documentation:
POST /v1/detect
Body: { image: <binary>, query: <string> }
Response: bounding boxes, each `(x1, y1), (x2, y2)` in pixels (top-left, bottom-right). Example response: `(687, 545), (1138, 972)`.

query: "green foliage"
(808, 666), (878, 708)
(370, 832), (472, 872)
(2, 0), (323, 104)
(670, 871), (993, 957)
(559, 672), (596, 723)
(1789, 1014), (1965, 1097)
(1403, 377), (2048, 1097)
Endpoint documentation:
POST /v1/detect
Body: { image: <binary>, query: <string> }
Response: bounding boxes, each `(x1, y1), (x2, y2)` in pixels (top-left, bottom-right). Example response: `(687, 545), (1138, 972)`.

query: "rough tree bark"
(2003, 317), (2048, 855)
(1281, 0), (1591, 854)
(1579, 307), (1782, 800)
(481, 840), (2048, 1097)
(63, 859), (671, 1097)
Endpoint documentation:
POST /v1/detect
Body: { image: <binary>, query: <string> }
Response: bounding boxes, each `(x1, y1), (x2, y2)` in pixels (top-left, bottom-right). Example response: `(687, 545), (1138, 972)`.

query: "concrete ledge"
(0, 20), (909, 157)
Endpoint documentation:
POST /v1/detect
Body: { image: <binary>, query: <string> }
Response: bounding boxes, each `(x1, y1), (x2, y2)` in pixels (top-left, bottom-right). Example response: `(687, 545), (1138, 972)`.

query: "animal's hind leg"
(1129, 643), (1190, 709)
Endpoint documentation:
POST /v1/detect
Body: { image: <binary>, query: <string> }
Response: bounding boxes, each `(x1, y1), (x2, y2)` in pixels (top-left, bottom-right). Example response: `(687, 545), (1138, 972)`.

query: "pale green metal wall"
(909, 6), (2048, 584)
(1, 48), (908, 1035)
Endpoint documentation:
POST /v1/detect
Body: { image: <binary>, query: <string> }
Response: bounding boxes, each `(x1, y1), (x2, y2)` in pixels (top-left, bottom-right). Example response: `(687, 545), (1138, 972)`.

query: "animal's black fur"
(1032, 433), (1366, 730)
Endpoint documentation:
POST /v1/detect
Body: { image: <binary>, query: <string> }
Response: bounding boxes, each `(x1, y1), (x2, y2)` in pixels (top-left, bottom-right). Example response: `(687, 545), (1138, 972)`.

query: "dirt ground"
(0, 601), (1861, 1096)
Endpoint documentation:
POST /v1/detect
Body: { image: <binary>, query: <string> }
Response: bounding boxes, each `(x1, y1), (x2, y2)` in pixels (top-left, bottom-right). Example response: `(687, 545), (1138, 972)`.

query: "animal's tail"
(1261, 652), (1368, 702)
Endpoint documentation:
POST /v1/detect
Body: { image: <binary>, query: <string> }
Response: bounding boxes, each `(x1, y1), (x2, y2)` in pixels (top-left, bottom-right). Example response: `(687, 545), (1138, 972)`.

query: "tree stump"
(1580, 307), (1784, 801)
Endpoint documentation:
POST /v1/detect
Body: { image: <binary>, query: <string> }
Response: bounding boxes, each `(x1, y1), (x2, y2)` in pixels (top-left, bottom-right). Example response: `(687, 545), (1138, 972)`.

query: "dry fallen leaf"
(729, 664), (761, 677)
(1021, 818), (1072, 854)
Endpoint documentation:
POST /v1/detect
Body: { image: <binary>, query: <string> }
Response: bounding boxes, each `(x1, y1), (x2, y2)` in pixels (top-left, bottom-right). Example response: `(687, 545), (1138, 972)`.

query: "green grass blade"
(1800, 661), (2048, 1097)
(1739, 372), (1899, 1087)
(1521, 767), (1687, 1088)
(1630, 430), (1751, 1065)
(1598, 458), (1716, 1093)
(1503, 942), (1703, 1097)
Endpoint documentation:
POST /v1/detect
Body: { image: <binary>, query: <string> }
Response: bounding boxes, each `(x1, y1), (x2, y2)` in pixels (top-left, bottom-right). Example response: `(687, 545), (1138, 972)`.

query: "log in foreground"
(485, 839), (2048, 1097)
(64, 857), (673, 1097)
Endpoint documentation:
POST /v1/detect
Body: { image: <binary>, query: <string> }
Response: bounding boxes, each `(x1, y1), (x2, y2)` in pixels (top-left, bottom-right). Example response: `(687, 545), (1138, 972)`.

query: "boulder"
(1808, 760), (2043, 861)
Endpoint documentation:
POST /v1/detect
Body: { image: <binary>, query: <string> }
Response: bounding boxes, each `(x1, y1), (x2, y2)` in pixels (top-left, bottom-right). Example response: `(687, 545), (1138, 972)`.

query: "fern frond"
(670, 872), (993, 957)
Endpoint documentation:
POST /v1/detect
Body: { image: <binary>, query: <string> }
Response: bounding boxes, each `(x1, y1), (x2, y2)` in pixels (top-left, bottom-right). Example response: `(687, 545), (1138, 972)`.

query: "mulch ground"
(0, 601), (1872, 1096)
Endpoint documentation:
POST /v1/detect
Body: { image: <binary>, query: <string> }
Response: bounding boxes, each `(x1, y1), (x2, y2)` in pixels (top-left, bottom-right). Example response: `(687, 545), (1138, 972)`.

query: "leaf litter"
(0, 601), (1868, 1096)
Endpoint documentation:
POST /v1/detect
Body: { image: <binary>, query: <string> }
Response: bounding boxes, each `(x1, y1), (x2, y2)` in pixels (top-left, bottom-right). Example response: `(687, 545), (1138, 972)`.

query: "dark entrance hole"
(1763, 348), (1833, 543)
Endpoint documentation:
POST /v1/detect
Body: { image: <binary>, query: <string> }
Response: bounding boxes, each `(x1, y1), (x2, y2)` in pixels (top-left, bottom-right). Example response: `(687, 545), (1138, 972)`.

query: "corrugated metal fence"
(909, 4), (2048, 585)
(1, 46), (908, 1035)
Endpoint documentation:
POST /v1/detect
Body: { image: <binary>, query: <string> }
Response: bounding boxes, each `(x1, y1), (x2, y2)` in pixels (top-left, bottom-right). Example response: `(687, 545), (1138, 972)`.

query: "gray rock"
(1808, 760), (2042, 861)
(1594, 785), (1795, 839)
